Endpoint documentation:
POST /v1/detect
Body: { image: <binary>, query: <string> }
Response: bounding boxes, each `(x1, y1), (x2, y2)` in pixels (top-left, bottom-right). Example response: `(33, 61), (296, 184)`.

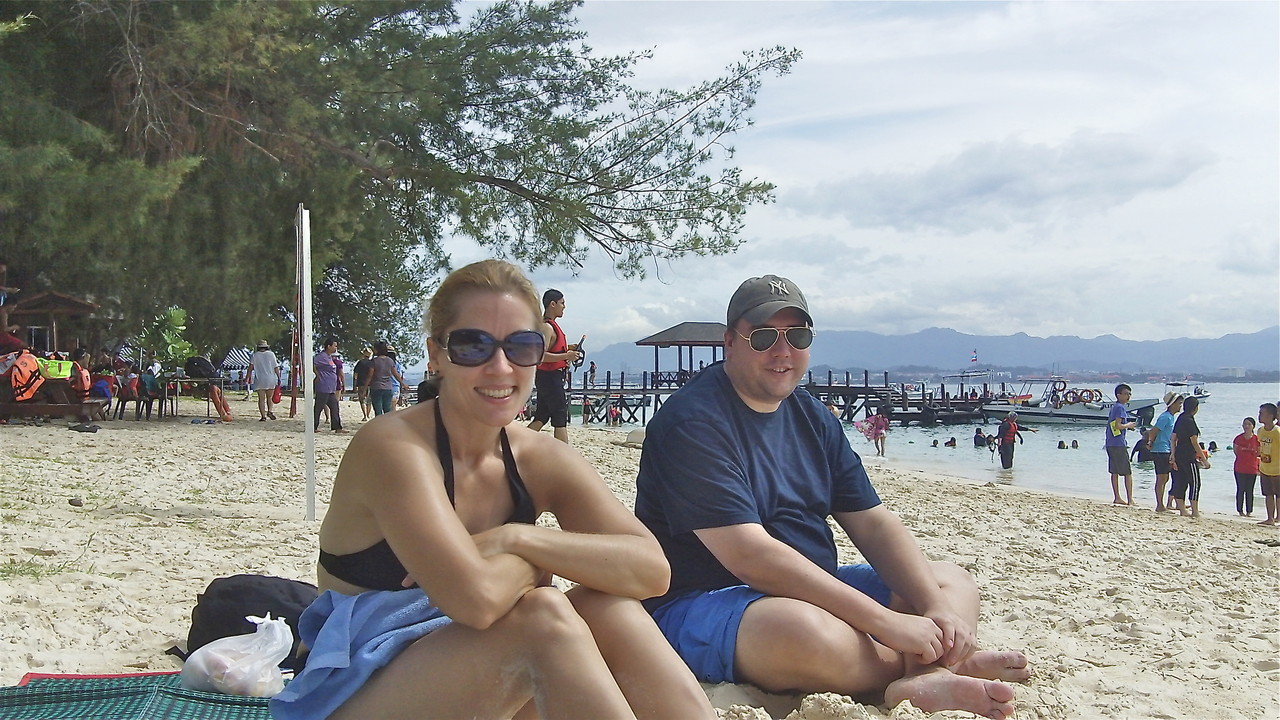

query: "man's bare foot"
(1258, 519), (1276, 526)
(1112, 499), (1127, 505)
(952, 650), (1031, 682)
(884, 668), (1015, 719)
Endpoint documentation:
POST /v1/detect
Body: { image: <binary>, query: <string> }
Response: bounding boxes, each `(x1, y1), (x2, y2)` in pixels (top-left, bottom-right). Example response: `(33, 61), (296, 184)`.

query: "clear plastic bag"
(179, 613), (292, 697)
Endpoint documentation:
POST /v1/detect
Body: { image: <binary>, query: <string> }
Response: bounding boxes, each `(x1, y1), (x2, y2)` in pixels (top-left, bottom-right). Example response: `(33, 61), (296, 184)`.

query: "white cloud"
(791, 131), (1213, 233)
(453, 0), (1279, 348)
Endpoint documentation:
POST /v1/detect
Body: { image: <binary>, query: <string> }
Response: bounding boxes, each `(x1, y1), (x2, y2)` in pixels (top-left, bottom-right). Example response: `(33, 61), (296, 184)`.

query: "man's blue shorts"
(649, 564), (892, 684)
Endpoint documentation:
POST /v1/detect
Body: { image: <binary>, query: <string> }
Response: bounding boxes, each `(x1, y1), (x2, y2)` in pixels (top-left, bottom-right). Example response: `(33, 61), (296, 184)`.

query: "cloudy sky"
(444, 1), (1279, 350)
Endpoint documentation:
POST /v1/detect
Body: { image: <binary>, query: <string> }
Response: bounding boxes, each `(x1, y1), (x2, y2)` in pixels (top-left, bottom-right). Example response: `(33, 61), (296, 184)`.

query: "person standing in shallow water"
(635, 274), (1028, 720)
(996, 412), (1035, 469)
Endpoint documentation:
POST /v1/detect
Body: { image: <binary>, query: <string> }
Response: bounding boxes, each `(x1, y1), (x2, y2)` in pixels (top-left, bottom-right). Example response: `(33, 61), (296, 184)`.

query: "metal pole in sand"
(297, 203), (316, 522)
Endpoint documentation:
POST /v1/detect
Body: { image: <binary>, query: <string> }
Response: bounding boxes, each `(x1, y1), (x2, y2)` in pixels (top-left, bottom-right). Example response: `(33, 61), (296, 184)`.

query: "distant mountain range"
(584, 325), (1279, 377)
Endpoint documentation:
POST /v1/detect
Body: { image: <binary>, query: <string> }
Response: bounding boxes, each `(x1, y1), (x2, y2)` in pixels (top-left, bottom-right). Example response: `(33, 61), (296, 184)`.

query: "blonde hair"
(425, 259), (540, 340)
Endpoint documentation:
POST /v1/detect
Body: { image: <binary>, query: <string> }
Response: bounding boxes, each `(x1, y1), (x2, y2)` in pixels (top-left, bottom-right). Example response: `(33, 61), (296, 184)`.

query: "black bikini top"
(318, 402), (537, 591)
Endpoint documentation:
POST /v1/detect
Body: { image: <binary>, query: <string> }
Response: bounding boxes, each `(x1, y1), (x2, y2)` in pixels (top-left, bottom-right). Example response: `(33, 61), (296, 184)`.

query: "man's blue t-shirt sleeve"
(645, 419), (762, 536)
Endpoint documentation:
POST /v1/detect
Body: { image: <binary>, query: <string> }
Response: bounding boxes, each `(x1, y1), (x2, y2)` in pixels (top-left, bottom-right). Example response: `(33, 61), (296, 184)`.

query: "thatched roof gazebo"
(635, 321), (726, 387)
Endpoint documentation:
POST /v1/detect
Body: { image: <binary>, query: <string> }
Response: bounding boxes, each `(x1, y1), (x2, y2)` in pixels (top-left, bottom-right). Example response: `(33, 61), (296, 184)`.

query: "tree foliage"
(0, 1), (798, 362)
(139, 306), (195, 369)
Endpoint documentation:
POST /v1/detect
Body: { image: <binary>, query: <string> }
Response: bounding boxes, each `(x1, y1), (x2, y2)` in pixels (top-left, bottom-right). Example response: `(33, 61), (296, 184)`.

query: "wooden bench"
(0, 398), (111, 421)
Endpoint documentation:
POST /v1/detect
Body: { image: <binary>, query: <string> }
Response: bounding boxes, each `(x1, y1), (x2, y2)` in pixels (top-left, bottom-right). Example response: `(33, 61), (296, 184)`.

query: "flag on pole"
(970, 349), (978, 363)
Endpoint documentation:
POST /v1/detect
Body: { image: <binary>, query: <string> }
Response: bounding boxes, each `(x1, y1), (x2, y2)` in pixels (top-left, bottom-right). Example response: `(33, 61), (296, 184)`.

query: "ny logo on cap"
(768, 279), (790, 296)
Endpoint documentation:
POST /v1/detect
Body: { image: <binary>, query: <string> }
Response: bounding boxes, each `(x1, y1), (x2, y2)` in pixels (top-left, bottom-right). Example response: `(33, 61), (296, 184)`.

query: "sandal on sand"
(69, 423), (99, 433)
(267, 411), (277, 420)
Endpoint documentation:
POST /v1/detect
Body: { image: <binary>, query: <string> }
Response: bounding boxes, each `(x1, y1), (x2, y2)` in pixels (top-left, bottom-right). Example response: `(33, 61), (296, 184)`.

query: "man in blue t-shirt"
(1105, 384), (1137, 505)
(1145, 392), (1184, 512)
(635, 275), (1026, 720)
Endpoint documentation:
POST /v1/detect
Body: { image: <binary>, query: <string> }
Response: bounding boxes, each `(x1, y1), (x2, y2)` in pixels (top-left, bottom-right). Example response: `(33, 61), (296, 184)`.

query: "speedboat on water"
(1165, 380), (1211, 401)
(980, 377), (1160, 426)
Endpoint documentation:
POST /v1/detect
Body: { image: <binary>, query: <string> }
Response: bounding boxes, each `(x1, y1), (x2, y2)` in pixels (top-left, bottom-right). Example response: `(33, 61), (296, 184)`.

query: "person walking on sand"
(1232, 417), (1261, 517)
(367, 341), (405, 417)
(1105, 384), (1138, 506)
(527, 289), (580, 444)
(352, 347), (374, 421)
(1168, 395), (1208, 517)
(270, 259), (715, 720)
(313, 337), (346, 434)
(1147, 392), (1183, 512)
(635, 274), (1027, 720)
(1256, 403), (1280, 526)
(246, 341), (281, 422)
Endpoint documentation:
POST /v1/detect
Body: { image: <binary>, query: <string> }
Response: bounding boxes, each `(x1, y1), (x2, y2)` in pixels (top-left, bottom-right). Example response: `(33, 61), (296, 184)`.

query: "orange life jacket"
(71, 363), (91, 401)
(10, 350), (45, 402)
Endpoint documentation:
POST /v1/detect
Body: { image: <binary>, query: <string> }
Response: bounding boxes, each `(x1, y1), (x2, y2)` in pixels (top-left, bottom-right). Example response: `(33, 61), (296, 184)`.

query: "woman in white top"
(245, 341), (280, 421)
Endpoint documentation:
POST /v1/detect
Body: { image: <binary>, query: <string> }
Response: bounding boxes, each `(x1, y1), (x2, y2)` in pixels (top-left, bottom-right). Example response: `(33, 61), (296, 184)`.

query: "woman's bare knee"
(502, 587), (594, 649)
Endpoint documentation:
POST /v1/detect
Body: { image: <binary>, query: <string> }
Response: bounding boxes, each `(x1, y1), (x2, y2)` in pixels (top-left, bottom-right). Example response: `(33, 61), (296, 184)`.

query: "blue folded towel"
(269, 589), (451, 720)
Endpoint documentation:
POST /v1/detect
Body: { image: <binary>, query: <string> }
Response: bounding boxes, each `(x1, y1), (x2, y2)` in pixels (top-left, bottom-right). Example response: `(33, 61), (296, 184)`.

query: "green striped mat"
(0, 673), (271, 719)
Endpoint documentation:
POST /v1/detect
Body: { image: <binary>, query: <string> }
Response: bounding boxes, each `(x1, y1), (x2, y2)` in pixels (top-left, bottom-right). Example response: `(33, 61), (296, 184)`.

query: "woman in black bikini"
(272, 260), (713, 720)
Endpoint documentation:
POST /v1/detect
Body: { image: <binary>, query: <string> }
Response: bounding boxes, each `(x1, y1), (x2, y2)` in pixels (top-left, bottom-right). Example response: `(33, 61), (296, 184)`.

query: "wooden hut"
(5, 291), (100, 353)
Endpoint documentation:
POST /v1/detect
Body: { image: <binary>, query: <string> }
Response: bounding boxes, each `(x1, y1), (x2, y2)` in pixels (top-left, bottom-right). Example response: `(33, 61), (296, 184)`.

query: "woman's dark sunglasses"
(439, 329), (545, 367)
(736, 326), (815, 352)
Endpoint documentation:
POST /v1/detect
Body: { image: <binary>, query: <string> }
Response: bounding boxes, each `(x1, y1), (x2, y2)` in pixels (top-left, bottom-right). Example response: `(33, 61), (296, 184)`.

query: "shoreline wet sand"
(1, 399), (1276, 719)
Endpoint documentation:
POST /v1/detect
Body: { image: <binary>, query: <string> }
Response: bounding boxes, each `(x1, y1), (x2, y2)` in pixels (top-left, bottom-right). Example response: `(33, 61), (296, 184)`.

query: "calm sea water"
(847, 382), (1280, 518)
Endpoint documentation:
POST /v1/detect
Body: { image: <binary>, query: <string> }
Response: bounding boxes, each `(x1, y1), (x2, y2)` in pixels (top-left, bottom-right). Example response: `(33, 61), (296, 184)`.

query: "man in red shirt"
(527, 289), (580, 443)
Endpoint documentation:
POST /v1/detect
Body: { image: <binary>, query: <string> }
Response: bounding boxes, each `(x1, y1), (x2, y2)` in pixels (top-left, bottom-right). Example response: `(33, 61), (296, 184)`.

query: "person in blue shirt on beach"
(1105, 384), (1138, 505)
(635, 274), (1027, 720)
(1145, 392), (1184, 512)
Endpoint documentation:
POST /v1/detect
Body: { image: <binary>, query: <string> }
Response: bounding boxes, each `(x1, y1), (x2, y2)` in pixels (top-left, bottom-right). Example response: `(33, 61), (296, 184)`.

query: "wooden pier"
(555, 367), (1013, 427)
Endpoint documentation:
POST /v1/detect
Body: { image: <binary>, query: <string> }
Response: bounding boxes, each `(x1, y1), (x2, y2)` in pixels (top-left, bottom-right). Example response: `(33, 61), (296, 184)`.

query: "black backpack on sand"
(183, 574), (318, 671)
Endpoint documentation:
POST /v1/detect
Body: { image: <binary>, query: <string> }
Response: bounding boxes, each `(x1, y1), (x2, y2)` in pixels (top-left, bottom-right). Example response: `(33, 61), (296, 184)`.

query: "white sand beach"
(1, 398), (1277, 719)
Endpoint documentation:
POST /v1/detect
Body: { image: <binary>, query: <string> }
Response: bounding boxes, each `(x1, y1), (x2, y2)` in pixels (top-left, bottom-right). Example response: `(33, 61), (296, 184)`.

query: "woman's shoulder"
(345, 404), (435, 456)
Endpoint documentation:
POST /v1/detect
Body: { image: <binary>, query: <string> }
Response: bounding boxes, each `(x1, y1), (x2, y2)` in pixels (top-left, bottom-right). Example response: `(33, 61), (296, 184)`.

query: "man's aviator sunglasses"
(736, 326), (815, 352)
(439, 329), (545, 367)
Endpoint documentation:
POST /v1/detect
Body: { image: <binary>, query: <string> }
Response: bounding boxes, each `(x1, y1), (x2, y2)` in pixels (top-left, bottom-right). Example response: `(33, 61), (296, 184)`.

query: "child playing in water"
(854, 406), (892, 456)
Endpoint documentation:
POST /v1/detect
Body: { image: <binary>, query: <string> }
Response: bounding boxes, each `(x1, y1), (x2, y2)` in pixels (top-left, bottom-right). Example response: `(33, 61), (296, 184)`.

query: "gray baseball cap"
(726, 275), (813, 329)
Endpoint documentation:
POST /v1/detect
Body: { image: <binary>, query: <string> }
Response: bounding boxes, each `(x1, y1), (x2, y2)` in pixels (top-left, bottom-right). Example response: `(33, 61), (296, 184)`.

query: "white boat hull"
(980, 398), (1160, 425)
